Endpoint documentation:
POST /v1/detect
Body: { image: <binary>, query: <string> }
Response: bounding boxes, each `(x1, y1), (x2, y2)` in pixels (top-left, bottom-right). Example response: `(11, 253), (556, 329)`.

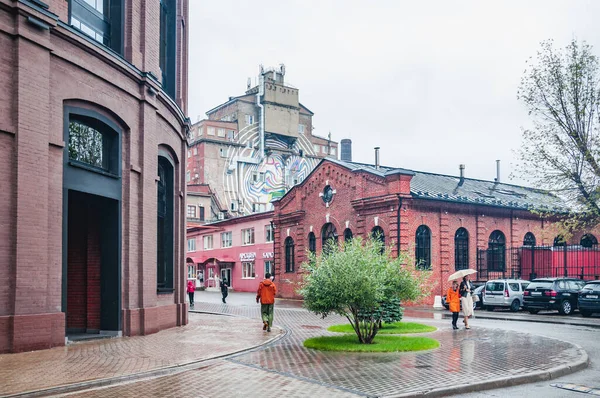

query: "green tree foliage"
(298, 237), (430, 344)
(517, 39), (600, 228)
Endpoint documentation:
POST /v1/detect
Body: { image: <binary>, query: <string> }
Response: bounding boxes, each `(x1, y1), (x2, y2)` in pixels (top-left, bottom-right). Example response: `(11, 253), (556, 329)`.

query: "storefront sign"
(240, 252), (256, 261)
(262, 252), (274, 259)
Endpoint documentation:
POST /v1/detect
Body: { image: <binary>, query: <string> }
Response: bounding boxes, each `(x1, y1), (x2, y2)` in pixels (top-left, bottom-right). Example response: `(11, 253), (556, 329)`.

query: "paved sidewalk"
(0, 291), (590, 398)
(0, 313), (280, 397)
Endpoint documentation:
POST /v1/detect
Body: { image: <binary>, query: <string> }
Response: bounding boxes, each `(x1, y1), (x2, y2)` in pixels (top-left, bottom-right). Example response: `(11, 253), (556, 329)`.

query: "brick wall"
(274, 160), (555, 302)
(0, 0), (189, 352)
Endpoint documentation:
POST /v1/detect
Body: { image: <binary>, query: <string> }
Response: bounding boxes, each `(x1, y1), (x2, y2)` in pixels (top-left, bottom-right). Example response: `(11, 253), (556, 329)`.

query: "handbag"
(472, 293), (480, 303)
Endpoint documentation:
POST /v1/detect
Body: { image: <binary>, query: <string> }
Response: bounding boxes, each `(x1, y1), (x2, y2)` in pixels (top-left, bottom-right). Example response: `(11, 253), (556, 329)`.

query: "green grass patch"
(327, 322), (436, 334)
(304, 334), (440, 352)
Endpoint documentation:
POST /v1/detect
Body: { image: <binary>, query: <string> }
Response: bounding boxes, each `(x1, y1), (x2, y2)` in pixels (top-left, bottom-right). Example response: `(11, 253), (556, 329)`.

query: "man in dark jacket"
(220, 279), (229, 303)
(256, 273), (277, 332)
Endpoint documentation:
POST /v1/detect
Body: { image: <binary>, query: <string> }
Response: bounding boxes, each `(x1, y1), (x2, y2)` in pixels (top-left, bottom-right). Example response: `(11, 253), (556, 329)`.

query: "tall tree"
(517, 39), (600, 225)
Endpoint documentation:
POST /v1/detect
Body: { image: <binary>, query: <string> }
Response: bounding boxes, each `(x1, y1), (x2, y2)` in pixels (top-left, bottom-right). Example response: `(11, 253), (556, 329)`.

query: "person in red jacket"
(256, 273), (277, 332)
(187, 279), (195, 308)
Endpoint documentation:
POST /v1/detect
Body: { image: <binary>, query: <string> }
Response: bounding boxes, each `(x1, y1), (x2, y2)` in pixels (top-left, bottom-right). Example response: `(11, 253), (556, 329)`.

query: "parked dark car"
(578, 281), (600, 317)
(443, 284), (484, 310)
(523, 278), (586, 315)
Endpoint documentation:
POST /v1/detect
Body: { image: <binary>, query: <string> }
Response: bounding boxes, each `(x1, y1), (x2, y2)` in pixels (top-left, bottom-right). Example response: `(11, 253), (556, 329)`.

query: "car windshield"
(486, 282), (505, 292)
(582, 283), (600, 291)
(526, 281), (554, 290)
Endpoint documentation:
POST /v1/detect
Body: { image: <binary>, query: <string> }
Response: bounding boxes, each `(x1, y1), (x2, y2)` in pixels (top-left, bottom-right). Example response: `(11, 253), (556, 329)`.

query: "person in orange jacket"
(447, 280), (461, 330)
(256, 273), (277, 332)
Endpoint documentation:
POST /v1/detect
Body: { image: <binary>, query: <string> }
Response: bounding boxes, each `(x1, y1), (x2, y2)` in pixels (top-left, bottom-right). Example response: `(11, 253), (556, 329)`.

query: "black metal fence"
(477, 245), (600, 281)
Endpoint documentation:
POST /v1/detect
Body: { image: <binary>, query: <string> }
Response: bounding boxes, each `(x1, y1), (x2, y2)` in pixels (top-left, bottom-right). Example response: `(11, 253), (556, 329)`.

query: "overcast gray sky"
(188, 1), (600, 185)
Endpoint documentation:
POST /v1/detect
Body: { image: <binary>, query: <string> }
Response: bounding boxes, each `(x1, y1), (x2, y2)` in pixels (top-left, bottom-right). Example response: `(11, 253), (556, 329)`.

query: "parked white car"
(483, 279), (530, 312)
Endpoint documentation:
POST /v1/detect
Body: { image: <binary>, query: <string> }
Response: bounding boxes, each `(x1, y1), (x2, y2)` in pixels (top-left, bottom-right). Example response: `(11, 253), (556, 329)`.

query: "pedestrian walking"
(460, 274), (474, 329)
(187, 279), (195, 308)
(447, 280), (460, 329)
(256, 272), (277, 332)
(220, 278), (229, 303)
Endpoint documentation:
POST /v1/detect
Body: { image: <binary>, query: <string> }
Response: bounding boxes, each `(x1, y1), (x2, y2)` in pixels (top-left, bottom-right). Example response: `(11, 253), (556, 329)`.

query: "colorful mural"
(222, 123), (319, 214)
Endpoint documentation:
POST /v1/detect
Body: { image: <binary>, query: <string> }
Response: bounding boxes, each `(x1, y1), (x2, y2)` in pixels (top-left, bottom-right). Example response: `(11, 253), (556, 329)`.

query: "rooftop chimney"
(459, 164), (465, 185)
(340, 139), (352, 162)
(495, 160), (501, 183)
(374, 147), (380, 170)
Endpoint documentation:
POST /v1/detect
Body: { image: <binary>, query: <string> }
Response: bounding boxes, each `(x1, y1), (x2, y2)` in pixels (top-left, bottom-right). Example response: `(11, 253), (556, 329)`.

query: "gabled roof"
(275, 158), (567, 212)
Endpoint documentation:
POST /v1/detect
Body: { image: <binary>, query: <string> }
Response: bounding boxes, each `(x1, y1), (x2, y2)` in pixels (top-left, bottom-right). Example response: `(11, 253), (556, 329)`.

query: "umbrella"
(448, 269), (477, 281)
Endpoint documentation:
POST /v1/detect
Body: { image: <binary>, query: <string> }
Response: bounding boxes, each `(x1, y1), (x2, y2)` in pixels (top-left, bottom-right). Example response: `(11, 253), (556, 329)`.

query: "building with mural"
(186, 212), (274, 293)
(186, 65), (338, 223)
(0, 0), (189, 353)
(270, 148), (600, 301)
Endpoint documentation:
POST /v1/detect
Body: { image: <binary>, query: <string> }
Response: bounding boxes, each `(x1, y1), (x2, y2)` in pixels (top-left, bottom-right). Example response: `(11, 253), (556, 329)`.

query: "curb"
(3, 312), (286, 398)
(433, 311), (600, 329)
(385, 344), (589, 397)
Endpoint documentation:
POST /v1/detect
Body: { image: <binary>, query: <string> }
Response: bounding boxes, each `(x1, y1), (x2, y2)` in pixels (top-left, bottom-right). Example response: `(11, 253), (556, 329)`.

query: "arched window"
(554, 235), (566, 246)
(157, 156), (174, 291)
(371, 226), (385, 254)
(285, 237), (295, 272)
(487, 230), (506, 271)
(523, 232), (536, 246)
(343, 228), (353, 243)
(454, 228), (469, 271)
(308, 232), (316, 254)
(415, 225), (431, 270)
(321, 223), (338, 255)
(581, 234), (598, 248)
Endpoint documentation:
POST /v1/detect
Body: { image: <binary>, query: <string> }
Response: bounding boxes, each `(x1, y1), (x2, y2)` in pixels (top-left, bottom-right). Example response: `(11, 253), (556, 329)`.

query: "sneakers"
(263, 321), (268, 330)
(267, 327), (271, 332)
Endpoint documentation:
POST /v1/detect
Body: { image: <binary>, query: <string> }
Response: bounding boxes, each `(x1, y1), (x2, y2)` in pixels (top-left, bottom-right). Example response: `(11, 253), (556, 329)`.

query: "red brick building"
(272, 157), (579, 301)
(0, 0), (189, 353)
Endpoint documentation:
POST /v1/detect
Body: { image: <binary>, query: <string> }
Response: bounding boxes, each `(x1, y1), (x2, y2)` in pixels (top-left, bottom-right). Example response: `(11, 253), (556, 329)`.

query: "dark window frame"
(159, 0), (177, 98)
(157, 154), (175, 292)
(308, 232), (316, 254)
(343, 228), (353, 243)
(580, 233), (598, 248)
(415, 225), (431, 270)
(370, 226), (385, 254)
(454, 227), (469, 271)
(321, 223), (338, 255)
(69, 0), (124, 54)
(554, 235), (567, 247)
(285, 237), (295, 273)
(523, 232), (536, 246)
(487, 230), (506, 272)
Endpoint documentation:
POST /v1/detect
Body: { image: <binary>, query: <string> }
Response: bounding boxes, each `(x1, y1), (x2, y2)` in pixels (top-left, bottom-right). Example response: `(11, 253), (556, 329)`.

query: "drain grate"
(551, 383), (600, 395)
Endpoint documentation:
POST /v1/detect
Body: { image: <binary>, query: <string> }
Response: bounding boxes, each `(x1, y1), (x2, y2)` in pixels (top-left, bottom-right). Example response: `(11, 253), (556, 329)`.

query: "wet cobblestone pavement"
(0, 292), (588, 397)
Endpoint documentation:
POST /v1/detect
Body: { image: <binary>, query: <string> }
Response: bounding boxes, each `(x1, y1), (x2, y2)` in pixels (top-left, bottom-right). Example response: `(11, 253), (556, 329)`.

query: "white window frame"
(330, 147), (336, 156)
(193, 147), (198, 155)
(220, 148), (228, 158)
(322, 145), (328, 153)
(217, 128), (225, 137)
(264, 260), (273, 275)
(186, 171), (190, 182)
(313, 144), (320, 153)
(187, 150), (191, 158)
(246, 114), (254, 125)
(298, 124), (305, 134)
(265, 224), (274, 243)
(203, 235), (214, 250)
(187, 264), (197, 279)
(221, 231), (232, 248)
(187, 205), (196, 218)
(187, 238), (196, 252)
(242, 262), (255, 279)
(242, 228), (255, 245)
(207, 126), (215, 136)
